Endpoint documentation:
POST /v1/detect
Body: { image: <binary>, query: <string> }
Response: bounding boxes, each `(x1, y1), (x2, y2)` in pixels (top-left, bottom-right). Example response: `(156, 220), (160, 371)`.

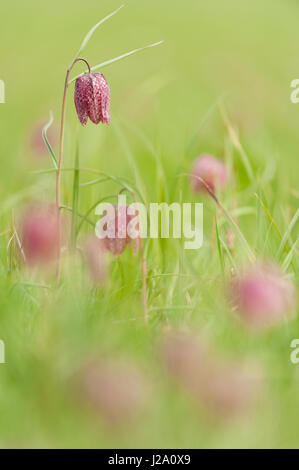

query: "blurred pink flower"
(230, 263), (296, 328)
(161, 331), (205, 385)
(199, 361), (262, 418)
(101, 205), (140, 257)
(20, 204), (58, 267)
(83, 236), (108, 286)
(77, 359), (148, 426)
(190, 154), (228, 193)
(161, 331), (262, 418)
(74, 73), (110, 125)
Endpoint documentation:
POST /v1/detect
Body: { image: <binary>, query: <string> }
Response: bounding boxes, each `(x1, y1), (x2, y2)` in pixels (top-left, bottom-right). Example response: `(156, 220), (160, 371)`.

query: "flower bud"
(74, 73), (110, 126)
(190, 154), (228, 193)
(230, 262), (296, 328)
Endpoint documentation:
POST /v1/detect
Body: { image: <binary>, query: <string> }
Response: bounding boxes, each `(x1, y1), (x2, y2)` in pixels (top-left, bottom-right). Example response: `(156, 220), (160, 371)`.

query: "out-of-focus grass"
(0, 0), (298, 448)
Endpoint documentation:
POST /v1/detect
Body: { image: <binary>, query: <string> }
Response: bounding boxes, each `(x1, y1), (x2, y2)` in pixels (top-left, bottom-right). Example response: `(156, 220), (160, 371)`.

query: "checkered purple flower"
(74, 73), (110, 125)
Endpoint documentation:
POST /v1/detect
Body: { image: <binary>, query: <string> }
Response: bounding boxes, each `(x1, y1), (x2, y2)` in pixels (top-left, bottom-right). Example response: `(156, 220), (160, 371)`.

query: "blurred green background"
(0, 0), (298, 448)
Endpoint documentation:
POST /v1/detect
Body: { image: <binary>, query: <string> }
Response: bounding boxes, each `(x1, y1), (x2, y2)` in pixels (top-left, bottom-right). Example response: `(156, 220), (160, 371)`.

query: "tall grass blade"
(254, 193), (282, 239)
(215, 218), (224, 276)
(219, 235), (238, 271)
(76, 195), (116, 236)
(180, 173), (256, 262)
(277, 209), (299, 259)
(42, 111), (58, 169)
(282, 238), (298, 272)
(70, 5), (125, 66)
(69, 41), (164, 83)
(220, 105), (254, 182)
(112, 120), (147, 203)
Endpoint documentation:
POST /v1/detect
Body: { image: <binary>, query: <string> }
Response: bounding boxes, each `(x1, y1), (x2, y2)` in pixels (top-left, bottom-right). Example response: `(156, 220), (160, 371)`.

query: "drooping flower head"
(100, 204), (140, 257)
(190, 154), (228, 193)
(74, 73), (110, 126)
(230, 262), (296, 328)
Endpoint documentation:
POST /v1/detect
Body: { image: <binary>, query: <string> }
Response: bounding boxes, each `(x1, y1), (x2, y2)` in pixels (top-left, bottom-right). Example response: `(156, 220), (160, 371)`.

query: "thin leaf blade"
(69, 40), (164, 83)
(42, 111), (58, 169)
(71, 5), (125, 65)
(277, 209), (299, 259)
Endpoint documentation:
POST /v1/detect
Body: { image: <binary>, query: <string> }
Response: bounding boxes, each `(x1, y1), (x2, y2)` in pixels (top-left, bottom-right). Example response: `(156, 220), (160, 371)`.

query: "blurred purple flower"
(20, 204), (58, 267)
(230, 262), (296, 328)
(101, 205), (140, 257)
(161, 331), (262, 419)
(77, 358), (148, 427)
(74, 73), (110, 125)
(190, 154), (228, 193)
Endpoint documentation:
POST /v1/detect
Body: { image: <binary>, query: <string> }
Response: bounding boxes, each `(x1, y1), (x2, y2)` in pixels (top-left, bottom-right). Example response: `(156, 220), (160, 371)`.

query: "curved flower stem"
(179, 173), (256, 263)
(56, 57), (91, 281)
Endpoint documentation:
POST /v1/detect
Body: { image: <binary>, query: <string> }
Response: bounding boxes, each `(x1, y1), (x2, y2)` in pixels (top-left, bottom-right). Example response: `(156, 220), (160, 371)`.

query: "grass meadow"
(0, 0), (298, 448)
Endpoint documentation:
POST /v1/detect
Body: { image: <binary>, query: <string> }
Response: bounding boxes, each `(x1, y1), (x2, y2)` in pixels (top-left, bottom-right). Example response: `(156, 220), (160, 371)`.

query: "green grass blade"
(79, 177), (110, 187)
(219, 235), (238, 272)
(215, 218), (224, 276)
(179, 173), (256, 262)
(254, 193), (297, 272)
(76, 195), (116, 236)
(220, 105), (254, 182)
(119, 118), (168, 201)
(60, 205), (94, 227)
(277, 209), (299, 259)
(282, 238), (298, 272)
(112, 119), (147, 203)
(254, 193), (282, 239)
(69, 40), (164, 83)
(42, 111), (58, 169)
(70, 5), (125, 66)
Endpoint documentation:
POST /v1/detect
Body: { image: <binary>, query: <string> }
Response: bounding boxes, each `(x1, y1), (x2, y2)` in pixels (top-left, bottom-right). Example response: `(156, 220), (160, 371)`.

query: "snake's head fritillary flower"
(74, 73), (110, 126)
(230, 262), (296, 328)
(101, 205), (140, 257)
(20, 204), (58, 267)
(190, 154), (228, 193)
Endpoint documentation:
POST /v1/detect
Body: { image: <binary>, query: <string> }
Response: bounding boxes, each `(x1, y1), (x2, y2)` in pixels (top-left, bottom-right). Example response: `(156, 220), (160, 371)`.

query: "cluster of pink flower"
(23, 68), (296, 334)
(190, 153), (296, 328)
(74, 331), (263, 427)
(17, 30), (297, 425)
